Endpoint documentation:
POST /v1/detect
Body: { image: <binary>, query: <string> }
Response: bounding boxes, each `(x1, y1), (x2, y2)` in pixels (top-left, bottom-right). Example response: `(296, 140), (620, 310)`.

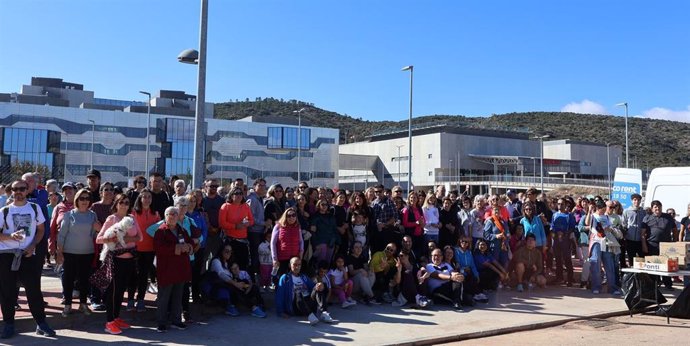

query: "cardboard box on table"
(659, 242), (690, 267)
(642, 256), (679, 272)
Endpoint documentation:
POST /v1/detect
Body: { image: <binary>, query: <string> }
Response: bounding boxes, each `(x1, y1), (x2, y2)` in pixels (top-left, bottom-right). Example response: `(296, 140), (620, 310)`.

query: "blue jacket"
(187, 210), (209, 248)
(521, 216), (546, 247)
(275, 272), (315, 316)
(483, 218), (510, 255)
(453, 246), (479, 278)
(147, 216), (202, 261)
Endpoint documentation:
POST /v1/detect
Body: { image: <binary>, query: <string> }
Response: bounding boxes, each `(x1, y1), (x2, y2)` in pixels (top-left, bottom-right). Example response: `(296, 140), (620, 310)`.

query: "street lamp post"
(532, 134), (551, 193)
(178, 0), (208, 189)
(139, 91), (152, 176)
(293, 108), (305, 182)
(449, 159), (453, 183)
(63, 132), (68, 182)
(616, 102), (629, 168)
(606, 143), (612, 198)
(395, 144), (404, 185)
(88, 120), (95, 171)
(401, 65), (413, 194)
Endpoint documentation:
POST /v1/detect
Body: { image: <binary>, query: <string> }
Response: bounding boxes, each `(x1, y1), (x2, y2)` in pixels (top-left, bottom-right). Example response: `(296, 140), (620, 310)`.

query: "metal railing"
(436, 174), (611, 188)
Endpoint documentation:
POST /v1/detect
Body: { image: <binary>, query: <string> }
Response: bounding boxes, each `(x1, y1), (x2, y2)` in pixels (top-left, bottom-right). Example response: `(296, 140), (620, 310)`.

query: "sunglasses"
(103, 188), (114, 192)
(233, 191), (243, 196)
(12, 187), (28, 192)
(209, 185), (220, 188)
(374, 190), (383, 194)
(460, 240), (469, 244)
(77, 196), (91, 201)
(119, 200), (130, 205)
(287, 214), (297, 218)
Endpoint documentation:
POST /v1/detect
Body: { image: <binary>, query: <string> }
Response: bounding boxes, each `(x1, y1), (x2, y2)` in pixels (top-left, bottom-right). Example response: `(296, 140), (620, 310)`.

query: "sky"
(1, 0), (689, 123)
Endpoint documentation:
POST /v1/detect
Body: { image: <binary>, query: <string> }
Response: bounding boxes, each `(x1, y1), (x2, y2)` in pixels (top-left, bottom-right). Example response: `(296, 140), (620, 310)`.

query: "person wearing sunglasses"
(125, 175), (146, 206)
(49, 182), (76, 260)
(95, 194), (143, 334)
(0, 180), (55, 339)
(271, 208), (304, 280)
(370, 243), (398, 303)
(219, 187), (254, 272)
(57, 188), (101, 317)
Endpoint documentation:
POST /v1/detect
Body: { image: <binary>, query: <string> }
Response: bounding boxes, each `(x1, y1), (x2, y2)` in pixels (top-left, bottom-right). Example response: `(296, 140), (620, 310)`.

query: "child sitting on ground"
(328, 255), (356, 308)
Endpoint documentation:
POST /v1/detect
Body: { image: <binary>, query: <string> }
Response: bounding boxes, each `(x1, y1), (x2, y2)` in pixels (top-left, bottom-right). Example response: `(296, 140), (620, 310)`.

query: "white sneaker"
(341, 301), (354, 308)
(392, 294), (408, 307)
(498, 283), (504, 290)
(415, 294), (429, 308)
(320, 311), (335, 323)
(308, 313), (319, 325)
(347, 297), (357, 304)
(147, 283), (158, 294)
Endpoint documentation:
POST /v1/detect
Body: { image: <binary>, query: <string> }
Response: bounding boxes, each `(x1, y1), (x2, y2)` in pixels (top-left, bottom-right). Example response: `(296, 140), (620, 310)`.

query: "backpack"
(1, 202), (40, 230)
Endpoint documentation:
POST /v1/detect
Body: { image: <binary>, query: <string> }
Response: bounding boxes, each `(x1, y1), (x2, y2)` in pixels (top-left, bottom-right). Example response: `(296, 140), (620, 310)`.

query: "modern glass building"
(0, 77), (339, 187)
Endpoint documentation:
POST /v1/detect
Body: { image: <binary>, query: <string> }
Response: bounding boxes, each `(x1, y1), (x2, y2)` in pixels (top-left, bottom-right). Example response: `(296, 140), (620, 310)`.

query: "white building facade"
(0, 77), (339, 188)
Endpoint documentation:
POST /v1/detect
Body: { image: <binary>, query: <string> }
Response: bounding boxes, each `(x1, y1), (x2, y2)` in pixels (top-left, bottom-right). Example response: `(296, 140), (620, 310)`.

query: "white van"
(644, 167), (690, 222)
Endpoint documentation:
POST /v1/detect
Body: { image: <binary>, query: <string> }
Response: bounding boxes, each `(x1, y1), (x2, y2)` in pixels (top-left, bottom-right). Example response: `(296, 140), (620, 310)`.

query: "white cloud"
(560, 99), (608, 115)
(641, 106), (690, 123)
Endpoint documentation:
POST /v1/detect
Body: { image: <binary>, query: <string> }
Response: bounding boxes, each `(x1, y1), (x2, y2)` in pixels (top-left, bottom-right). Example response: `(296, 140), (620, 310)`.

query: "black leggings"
(292, 288), (327, 316)
(228, 239), (250, 271)
(105, 257), (135, 322)
(130, 251), (155, 301)
(62, 253), (93, 304)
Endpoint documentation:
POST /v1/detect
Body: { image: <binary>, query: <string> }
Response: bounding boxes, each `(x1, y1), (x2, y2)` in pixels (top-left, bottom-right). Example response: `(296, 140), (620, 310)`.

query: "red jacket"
(154, 222), (192, 287)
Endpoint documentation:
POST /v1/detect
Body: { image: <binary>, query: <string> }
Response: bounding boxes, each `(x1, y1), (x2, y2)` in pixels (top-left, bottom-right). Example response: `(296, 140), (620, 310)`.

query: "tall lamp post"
(532, 134), (551, 193)
(139, 91), (152, 177)
(88, 120), (95, 171)
(401, 65), (413, 194)
(395, 144), (404, 185)
(293, 108), (305, 182)
(606, 143), (612, 198)
(615, 102), (629, 168)
(178, 0), (208, 189)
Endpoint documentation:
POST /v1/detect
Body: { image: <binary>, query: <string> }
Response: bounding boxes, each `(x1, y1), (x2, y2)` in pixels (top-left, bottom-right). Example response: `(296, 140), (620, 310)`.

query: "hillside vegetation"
(214, 98), (690, 168)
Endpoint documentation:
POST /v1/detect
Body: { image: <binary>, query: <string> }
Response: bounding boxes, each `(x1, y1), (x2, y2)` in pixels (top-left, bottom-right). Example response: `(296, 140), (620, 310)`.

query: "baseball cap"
(61, 182), (76, 190)
(86, 169), (101, 179)
(506, 190), (516, 196)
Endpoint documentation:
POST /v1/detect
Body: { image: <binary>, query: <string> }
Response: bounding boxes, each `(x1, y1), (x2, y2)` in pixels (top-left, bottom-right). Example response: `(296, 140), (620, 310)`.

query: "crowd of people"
(0, 170), (688, 339)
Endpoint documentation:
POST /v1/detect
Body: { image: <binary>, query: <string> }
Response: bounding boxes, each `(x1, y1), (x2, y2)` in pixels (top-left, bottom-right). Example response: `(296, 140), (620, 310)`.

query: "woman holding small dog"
(57, 188), (102, 317)
(95, 194), (143, 335)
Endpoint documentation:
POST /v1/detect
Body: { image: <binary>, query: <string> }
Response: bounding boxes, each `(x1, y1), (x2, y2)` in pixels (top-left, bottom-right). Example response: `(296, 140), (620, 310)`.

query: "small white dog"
(100, 216), (135, 261)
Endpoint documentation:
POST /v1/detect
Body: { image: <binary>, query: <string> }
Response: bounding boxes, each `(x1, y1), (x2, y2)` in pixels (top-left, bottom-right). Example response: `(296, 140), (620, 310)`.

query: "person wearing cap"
(622, 193), (646, 268)
(86, 169), (102, 204)
(49, 182), (77, 257)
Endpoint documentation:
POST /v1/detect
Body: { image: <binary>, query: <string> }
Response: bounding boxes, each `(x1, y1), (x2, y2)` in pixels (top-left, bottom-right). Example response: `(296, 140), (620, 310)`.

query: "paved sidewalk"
(4, 267), (683, 346)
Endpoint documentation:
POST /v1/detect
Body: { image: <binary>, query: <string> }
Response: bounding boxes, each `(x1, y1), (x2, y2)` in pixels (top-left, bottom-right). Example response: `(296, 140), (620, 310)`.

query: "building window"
(428, 171), (433, 176)
(267, 127), (310, 150)
(428, 154), (432, 159)
(165, 119), (195, 176)
(2, 128), (55, 179)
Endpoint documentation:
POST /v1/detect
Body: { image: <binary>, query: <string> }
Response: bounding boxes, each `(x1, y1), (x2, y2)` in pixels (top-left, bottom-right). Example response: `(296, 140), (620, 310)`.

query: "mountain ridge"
(214, 98), (690, 168)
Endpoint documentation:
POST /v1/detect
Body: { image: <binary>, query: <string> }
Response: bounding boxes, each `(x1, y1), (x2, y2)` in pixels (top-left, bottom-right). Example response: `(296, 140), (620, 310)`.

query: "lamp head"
(615, 102), (627, 107)
(401, 65), (413, 71)
(178, 49), (199, 64)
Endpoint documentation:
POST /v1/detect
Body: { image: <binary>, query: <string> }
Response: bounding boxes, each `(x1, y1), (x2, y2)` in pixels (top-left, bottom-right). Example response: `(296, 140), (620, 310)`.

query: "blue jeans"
(424, 234), (439, 244)
(601, 252), (619, 293)
(589, 243), (602, 292)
